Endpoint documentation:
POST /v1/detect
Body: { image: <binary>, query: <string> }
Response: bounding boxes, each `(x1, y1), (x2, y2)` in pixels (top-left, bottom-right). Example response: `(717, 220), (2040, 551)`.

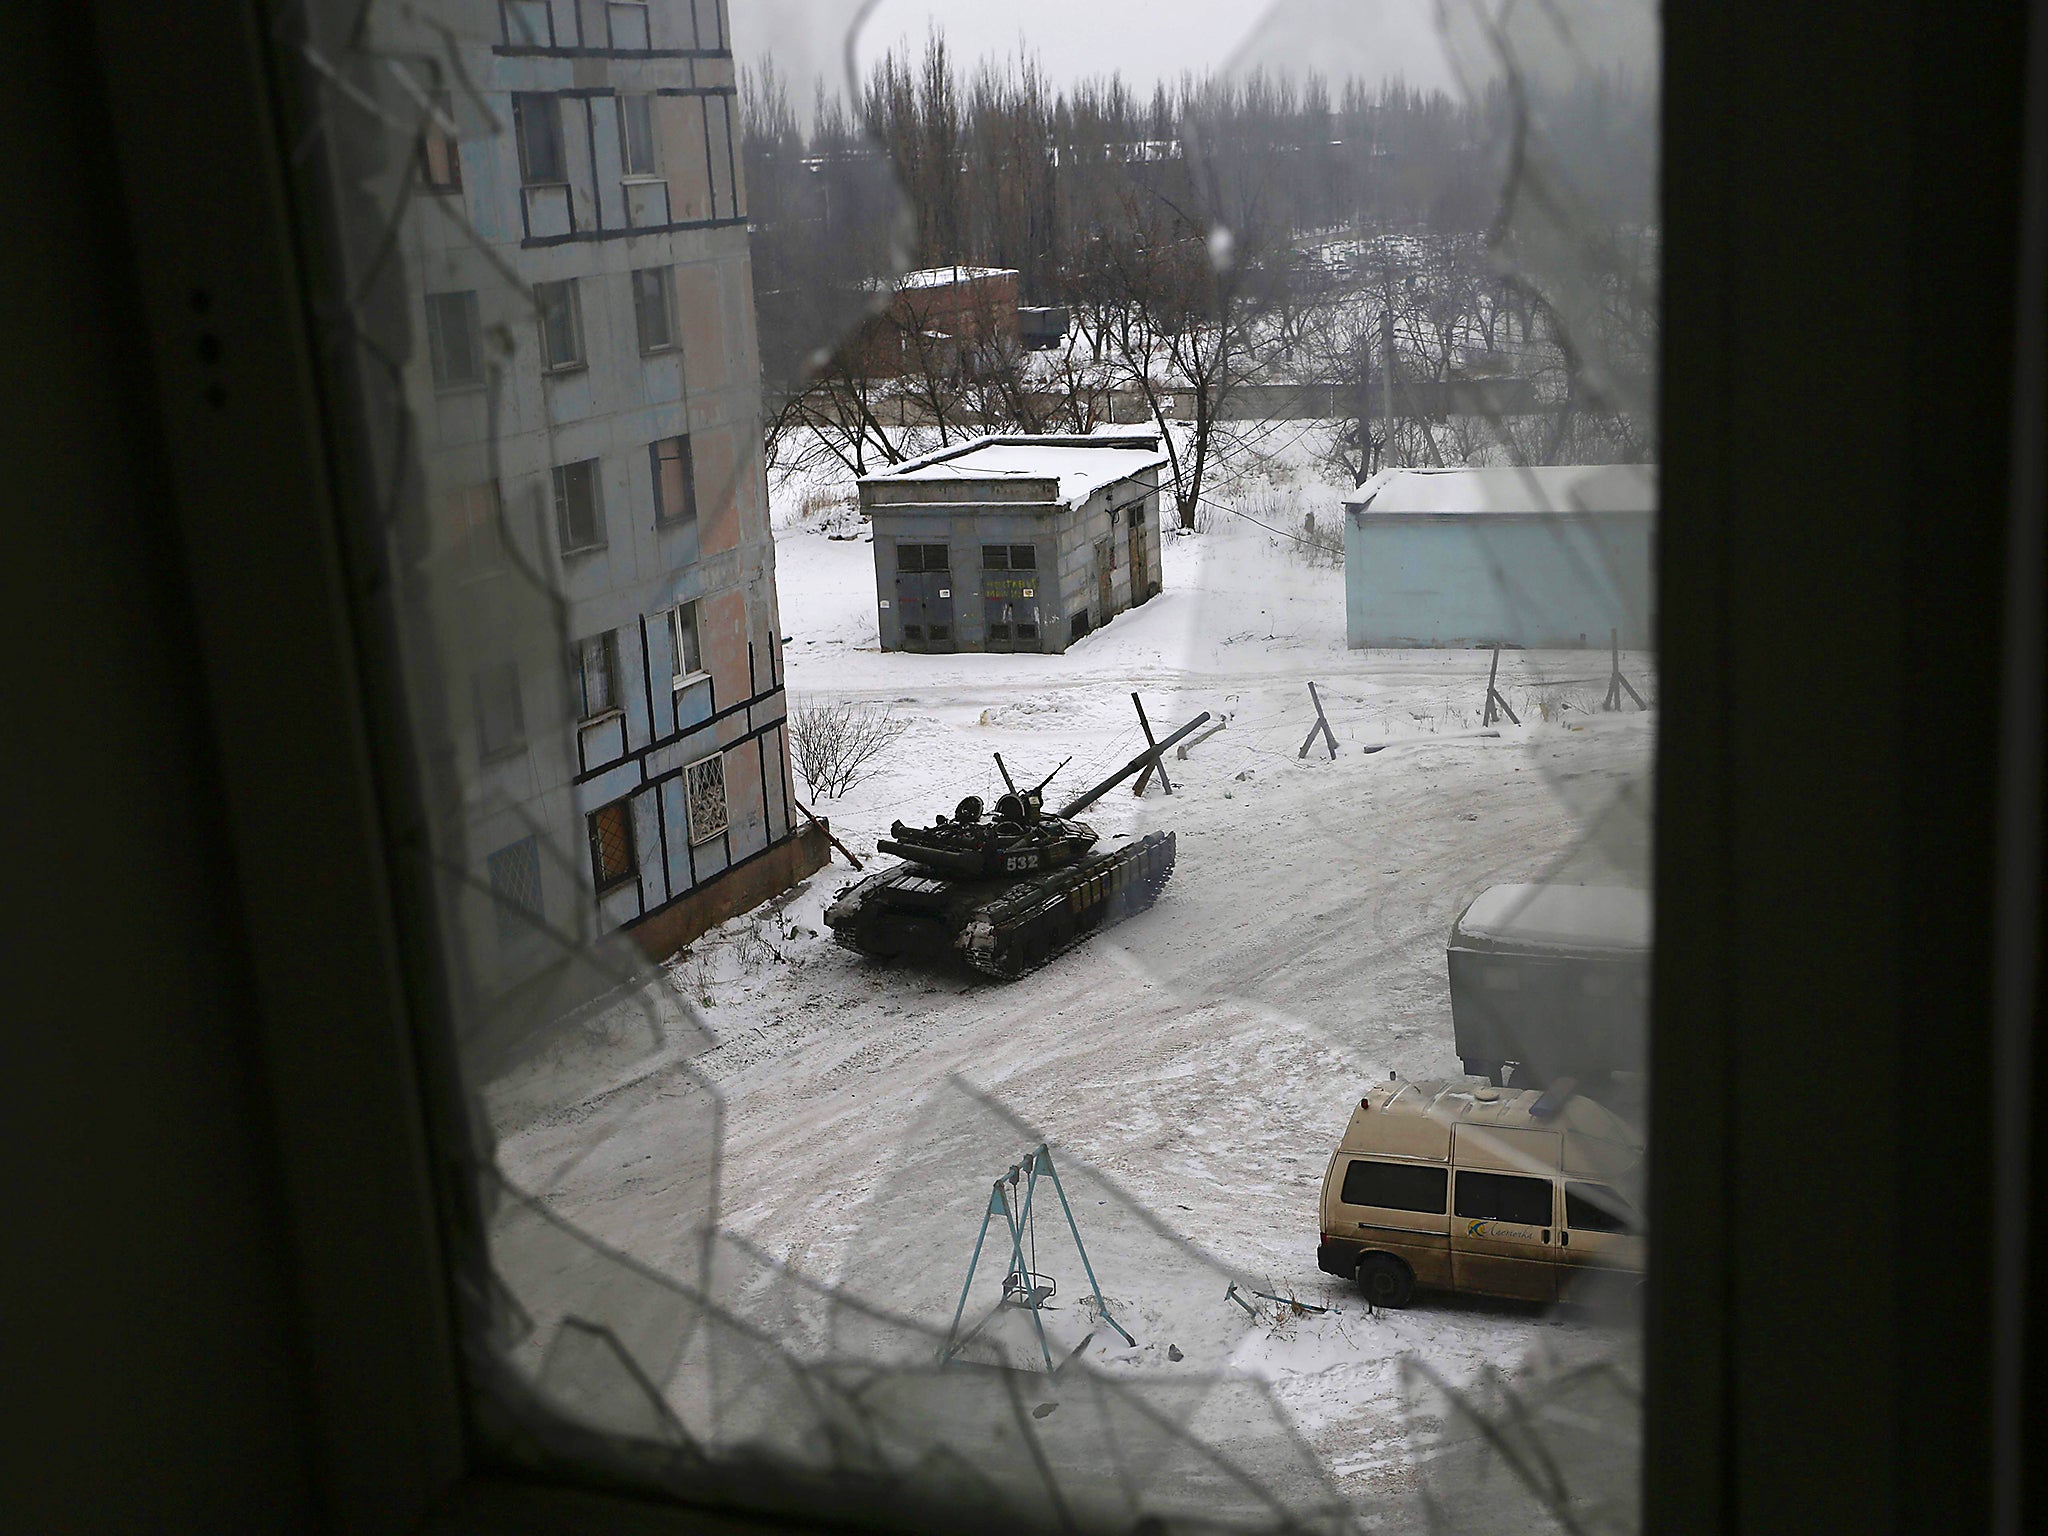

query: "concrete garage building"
(1343, 464), (1656, 649)
(859, 434), (1169, 654)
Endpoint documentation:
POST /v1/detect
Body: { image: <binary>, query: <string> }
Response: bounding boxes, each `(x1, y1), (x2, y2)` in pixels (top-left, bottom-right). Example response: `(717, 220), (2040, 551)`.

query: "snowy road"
(489, 501), (1653, 1528)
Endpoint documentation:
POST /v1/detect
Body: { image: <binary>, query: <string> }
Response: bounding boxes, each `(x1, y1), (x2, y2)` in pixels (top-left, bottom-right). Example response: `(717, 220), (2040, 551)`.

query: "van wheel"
(1356, 1254), (1414, 1309)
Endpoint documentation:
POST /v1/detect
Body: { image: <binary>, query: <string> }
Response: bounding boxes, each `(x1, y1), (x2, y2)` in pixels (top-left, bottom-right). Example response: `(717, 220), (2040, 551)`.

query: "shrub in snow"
(790, 697), (910, 799)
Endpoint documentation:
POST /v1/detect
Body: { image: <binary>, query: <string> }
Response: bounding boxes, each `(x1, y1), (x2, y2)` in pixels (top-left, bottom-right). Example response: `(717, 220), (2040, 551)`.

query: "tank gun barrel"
(876, 838), (986, 877)
(1055, 712), (1213, 817)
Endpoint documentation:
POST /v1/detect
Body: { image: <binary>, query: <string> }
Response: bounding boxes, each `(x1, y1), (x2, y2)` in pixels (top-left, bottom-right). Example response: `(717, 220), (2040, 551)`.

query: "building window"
(650, 436), (695, 526)
(1009, 544), (1037, 568)
(418, 91), (462, 192)
(424, 290), (482, 390)
(500, 2), (554, 48)
(619, 94), (658, 177)
(473, 660), (526, 759)
(486, 836), (543, 945)
(896, 543), (949, 572)
(632, 266), (674, 353)
(668, 602), (704, 684)
(534, 279), (584, 371)
(442, 481), (503, 576)
(575, 631), (619, 720)
(512, 92), (565, 184)
(552, 459), (605, 553)
(607, 2), (652, 50)
(586, 800), (637, 893)
(982, 545), (1008, 569)
(684, 754), (728, 845)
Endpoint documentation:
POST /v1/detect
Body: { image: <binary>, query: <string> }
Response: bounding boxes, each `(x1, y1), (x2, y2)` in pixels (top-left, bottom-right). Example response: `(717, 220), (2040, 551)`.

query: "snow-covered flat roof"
(861, 433), (1169, 510)
(1346, 464), (1656, 517)
(896, 264), (1020, 290)
(1452, 883), (1651, 953)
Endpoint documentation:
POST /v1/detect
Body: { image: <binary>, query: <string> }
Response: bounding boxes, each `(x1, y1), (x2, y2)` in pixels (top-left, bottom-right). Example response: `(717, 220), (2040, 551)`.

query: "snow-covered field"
(486, 434), (1652, 1530)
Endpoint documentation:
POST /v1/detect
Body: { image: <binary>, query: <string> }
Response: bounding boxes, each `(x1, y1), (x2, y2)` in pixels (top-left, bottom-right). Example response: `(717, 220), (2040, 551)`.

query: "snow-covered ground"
(486, 433), (1652, 1530)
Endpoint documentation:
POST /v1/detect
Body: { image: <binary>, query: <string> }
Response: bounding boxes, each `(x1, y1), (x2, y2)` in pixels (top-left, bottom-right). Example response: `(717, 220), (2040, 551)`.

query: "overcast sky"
(729, 0), (1473, 105)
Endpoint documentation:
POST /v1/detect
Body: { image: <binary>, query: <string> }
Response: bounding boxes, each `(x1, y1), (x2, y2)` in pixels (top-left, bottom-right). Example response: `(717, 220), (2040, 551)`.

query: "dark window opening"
(632, 266), (674, 354)
(587, 800), (636, 893)
(982, 544), (1009, 569)
(418, 91), (462, 192)
(1340, 1158), (1448, 1214)
(575, 631), (619, 719)
(1565, 1182), (1639, 1234)
(920, 543), (949, 570)
(1010, 544), (1037, 568)
(1071, 610), (1091, 639)
(512, 92), (565, 184)
(552, 459), (604, 552)
(1454, 1170), (1554, 1227)
(896, 543), (923, 572)
(424, 291), (482, 390)
(535, 279), (584, 370)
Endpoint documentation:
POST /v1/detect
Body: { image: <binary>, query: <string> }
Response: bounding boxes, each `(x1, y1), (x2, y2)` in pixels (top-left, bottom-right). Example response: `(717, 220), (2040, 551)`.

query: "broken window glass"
(266, 0), (1659, 1529)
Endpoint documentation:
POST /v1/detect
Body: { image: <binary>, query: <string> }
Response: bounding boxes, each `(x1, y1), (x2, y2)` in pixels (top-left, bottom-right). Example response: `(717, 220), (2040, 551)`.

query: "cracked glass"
(267, 0), (1659, 1530)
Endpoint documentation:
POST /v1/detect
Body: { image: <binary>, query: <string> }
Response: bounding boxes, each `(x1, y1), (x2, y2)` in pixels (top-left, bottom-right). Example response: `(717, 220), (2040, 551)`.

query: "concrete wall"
(1344, 510), (1655, 649)
(387, 0), (806, 1005)
(866, 467), (1163, 654)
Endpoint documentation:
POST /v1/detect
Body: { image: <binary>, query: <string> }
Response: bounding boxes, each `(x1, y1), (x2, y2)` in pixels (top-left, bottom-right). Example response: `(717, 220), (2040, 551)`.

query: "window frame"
(585, 798), (637, 895)
(573, 631), (620, 722)
(417, 90), (463, 193)
(484, 836), (543, 945)
(551, 458), (606, 554)
(649, 435), (696, 528)
(683, 752), (729, 845)
(668, 601), (706, 691)
(511, 91), (566, 186)
(619, 93), (658, 178)
(423, 290), (483, 392)
(533, 278), (585, 373)
(1338, 1157), (1449, 1215)
(631, 265), (675, 354)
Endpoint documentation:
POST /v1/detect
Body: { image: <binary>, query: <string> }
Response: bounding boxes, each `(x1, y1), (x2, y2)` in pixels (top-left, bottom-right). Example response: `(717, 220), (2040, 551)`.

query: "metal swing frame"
(937, 1143), (1137, 1371)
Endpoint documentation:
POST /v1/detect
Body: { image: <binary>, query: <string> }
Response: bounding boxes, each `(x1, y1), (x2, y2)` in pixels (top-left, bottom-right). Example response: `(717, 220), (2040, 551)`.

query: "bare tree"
(789, 699), (912, 799)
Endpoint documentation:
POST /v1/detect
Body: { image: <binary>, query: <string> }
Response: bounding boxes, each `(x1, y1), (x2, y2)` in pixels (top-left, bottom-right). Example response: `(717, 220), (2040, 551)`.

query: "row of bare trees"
(742, 38), (1658, 516)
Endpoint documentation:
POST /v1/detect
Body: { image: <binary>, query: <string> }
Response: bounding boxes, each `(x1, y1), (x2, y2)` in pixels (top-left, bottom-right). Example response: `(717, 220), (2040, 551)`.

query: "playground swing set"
(938, 1143), (1137, 1373)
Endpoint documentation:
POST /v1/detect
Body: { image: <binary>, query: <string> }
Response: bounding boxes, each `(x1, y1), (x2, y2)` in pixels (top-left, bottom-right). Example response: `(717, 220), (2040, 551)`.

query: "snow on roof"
(1345, 464), (1656, 517)
(895, 264), (1019, 290)
(1452, 883), (1651, 953)
(861, 433), (1169, 510)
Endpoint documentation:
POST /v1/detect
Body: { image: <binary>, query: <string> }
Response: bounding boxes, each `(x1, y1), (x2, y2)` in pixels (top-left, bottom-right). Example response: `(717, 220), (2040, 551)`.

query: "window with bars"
(650, 436), (695, 526)
(551, 459), (604, 553)
(668, 602), (704, 683)
(486, 836), (543, 945)
(575, 631), (619, 720)
(424, 290), (482, 390)
(632, 266), (674, 354)
(586, 800), (636, 893)
(535, 279), (584, 371)
(684, 754), (728, 845)
(511, 92), (565, 184)
(418, 91), (462, 192)
(619, 94), (657, 177)
(473, 660), (525, 758)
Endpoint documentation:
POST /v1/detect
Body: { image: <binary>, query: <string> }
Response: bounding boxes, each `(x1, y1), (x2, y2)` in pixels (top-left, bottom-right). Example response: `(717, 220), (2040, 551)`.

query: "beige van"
(1316, 1077), (1645, 1308)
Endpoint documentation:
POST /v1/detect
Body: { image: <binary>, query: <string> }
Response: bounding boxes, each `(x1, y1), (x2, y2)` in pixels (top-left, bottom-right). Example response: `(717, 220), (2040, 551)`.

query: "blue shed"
(1342, 465), (1656, 649)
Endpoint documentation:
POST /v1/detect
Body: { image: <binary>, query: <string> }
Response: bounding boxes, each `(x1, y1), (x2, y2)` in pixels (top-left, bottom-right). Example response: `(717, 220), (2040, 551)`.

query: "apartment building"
(396, 0), (825, 1005)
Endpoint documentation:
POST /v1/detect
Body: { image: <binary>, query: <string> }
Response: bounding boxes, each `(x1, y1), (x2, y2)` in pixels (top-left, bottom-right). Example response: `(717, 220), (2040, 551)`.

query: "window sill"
(671, 669), (711, 695)
(686, 828), (729, 848)
(653, 516), (697, 533)
(639, 344), (675, 358)
(541, 361), (589, 377)
(578, 707), (625, 729)
(593, 875), (637, 897)
(559, 541), (607, 559)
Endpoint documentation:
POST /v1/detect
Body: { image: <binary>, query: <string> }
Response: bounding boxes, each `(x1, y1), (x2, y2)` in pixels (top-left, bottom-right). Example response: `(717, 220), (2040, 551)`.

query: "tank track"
(958, 831), (1177, 979)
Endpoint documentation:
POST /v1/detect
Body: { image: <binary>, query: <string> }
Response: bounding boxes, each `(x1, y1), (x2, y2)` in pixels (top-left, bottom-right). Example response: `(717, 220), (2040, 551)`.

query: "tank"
(824, 731), (1204, 979)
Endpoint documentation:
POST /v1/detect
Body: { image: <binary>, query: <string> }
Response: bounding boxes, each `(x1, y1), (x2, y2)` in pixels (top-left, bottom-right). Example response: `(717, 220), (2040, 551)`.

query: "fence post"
(1298, 681), (1339, 760)
(1482, 646), (1521, 727)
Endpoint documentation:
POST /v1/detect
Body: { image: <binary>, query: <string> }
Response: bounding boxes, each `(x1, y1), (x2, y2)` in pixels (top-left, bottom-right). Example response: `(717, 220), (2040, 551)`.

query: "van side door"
(1449, 1124), (1561, 1301)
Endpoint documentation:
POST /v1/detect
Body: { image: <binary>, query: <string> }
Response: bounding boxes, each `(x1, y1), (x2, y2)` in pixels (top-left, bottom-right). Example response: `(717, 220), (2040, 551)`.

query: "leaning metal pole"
(1057, 712), (1213, 818)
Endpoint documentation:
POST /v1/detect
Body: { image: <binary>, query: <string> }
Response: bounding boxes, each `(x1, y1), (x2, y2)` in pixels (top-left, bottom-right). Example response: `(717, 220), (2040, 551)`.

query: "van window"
(1565, 1181), (1639, 1234)
(1454, 1169), (1553, 1226)
(1339, 1158), (1447, 1213)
